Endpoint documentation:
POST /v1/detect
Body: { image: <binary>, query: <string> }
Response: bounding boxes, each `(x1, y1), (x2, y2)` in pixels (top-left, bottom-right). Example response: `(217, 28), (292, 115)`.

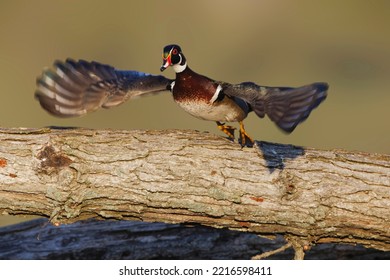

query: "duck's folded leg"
(239, 121), (254, 147)
(216, 121), (236, 139)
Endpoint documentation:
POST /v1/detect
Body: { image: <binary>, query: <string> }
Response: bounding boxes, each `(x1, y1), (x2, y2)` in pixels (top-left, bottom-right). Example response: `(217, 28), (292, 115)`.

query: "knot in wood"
(276, 171), (300, 200)
(37, 144), (72, 171)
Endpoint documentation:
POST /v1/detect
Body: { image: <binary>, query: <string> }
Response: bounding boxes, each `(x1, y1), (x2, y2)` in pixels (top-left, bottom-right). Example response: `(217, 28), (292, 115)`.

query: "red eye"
(172, 49), (178, 55)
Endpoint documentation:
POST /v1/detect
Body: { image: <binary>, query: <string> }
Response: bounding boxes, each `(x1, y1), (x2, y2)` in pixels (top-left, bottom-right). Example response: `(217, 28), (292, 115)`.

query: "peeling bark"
(0, 127), (389, 257)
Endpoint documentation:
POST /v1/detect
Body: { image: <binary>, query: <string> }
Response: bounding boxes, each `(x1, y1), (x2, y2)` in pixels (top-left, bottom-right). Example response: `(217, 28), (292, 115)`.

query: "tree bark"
(0, 127), (389, 257)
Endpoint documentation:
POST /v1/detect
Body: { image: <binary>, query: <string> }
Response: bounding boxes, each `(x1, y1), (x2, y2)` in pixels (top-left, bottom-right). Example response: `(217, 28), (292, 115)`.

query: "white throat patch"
(173, 62), (187, 73)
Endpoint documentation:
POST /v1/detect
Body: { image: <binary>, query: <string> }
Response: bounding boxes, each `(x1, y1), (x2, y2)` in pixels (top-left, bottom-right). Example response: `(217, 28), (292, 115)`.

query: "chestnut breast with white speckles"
(171, 67), (247, 122)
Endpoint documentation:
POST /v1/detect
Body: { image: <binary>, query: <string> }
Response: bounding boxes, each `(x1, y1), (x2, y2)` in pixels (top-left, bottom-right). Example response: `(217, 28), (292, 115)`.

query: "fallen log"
(0, 127), (389, 258)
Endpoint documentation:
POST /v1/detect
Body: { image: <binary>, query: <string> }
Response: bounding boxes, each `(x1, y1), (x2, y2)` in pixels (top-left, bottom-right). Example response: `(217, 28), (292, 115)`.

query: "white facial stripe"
(210, 84), (223, 103)
(166, 47), (175, 62)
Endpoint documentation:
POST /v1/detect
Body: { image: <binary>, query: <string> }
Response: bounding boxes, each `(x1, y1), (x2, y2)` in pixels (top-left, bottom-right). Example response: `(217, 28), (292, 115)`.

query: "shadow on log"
(0, 218), (389, 260)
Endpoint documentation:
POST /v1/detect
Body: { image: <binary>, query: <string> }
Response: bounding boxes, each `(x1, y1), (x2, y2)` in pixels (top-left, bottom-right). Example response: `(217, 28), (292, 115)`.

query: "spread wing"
(35, 59), (173, 117)
(222, 82), (328, 133)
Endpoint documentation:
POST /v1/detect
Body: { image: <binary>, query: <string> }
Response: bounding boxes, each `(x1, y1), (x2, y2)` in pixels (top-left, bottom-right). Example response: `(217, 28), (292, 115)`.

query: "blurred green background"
(1, 0), (389, 226)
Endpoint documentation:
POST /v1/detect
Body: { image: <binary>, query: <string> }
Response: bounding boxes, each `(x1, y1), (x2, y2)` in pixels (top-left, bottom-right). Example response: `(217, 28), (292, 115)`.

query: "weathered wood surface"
(1, 218), (388, 260)
(0, 127), (389, 258)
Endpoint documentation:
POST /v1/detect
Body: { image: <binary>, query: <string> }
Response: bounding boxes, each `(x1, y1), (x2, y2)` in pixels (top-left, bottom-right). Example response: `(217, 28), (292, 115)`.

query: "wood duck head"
(160, 44), (187, 73)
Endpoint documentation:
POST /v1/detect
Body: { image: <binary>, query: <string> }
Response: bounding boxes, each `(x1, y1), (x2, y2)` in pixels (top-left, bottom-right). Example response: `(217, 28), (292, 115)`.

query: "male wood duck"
(35, 44), (328, 146)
